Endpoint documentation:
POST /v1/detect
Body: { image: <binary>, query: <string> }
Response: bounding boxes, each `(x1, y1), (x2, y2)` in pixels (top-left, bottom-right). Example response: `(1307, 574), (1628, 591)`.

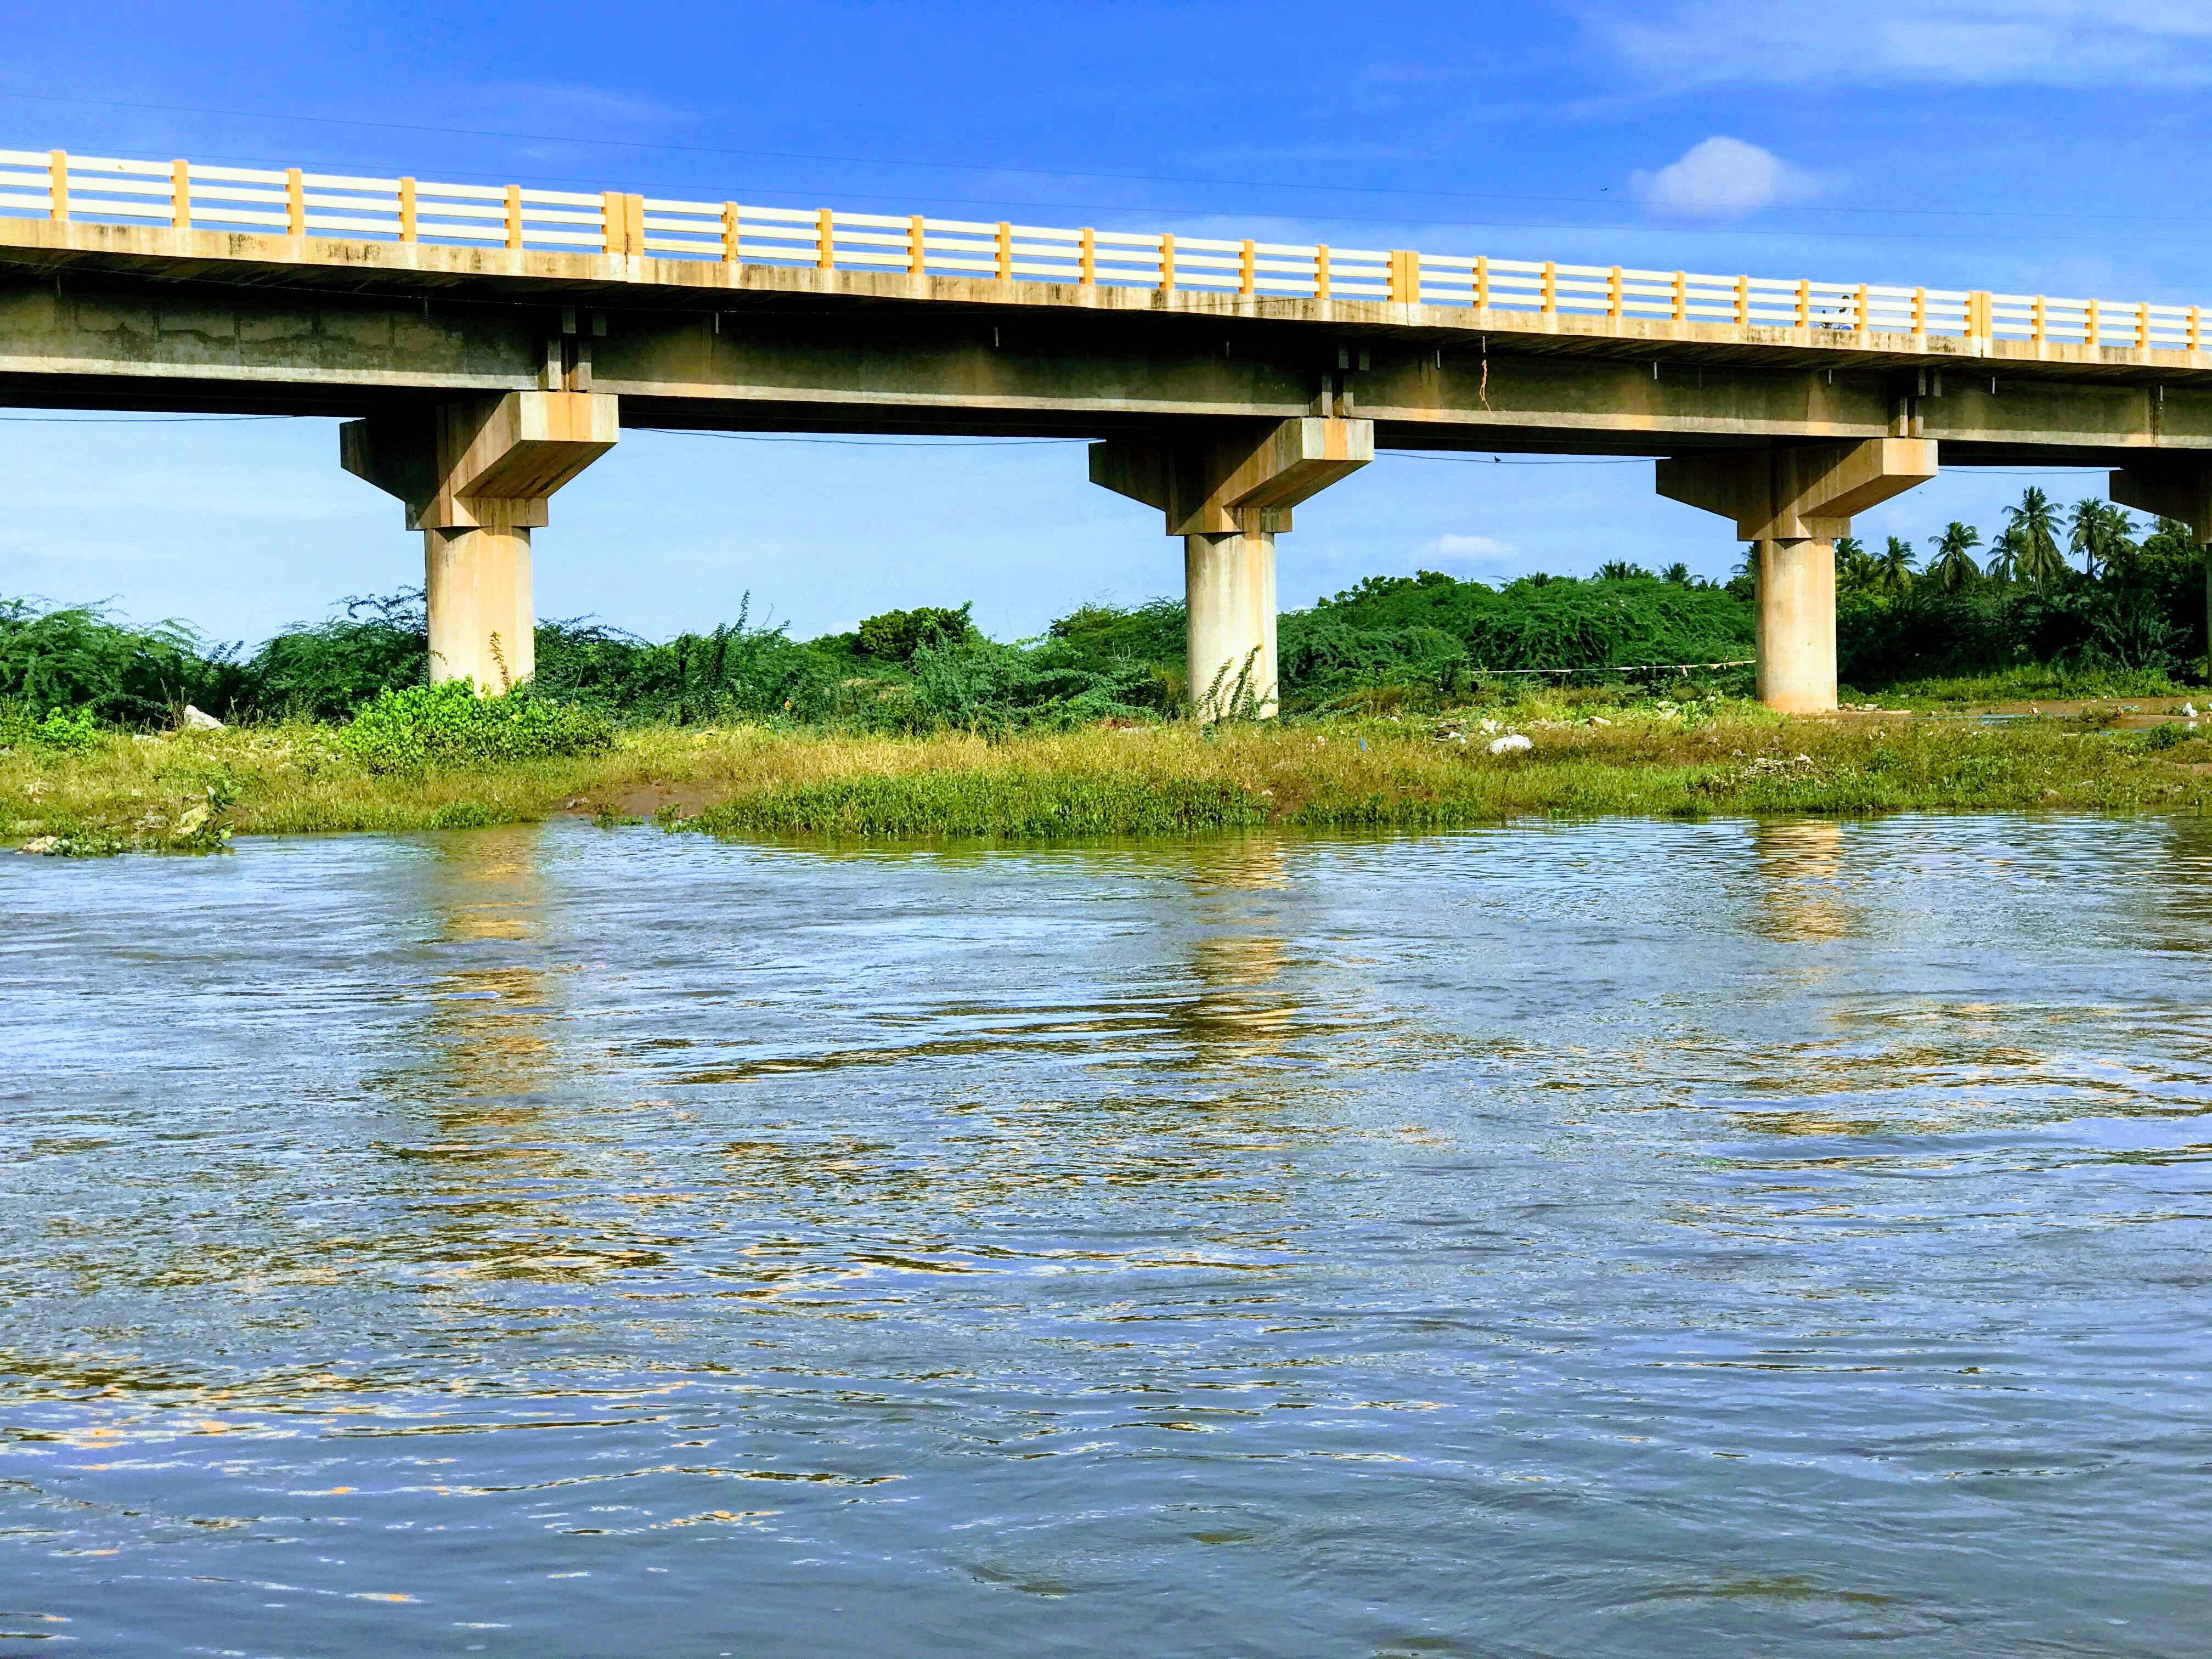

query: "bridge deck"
(3, 146), (2210, 465)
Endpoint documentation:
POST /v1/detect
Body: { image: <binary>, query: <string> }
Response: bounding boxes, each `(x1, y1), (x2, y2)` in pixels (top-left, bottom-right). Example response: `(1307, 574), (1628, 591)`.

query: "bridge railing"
(4, 146), (2204, 354)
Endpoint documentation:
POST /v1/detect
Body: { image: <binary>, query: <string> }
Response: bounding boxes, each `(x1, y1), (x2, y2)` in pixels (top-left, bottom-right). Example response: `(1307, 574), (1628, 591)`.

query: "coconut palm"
(2005, 487), (2068, 585)
(1833, 535), (1878, 595)
(1877, 535), (1918, 596)
(1926, 522), (1983, 592)
(1985, 525), (2021, 584)
(2068, 498), (2137, 577)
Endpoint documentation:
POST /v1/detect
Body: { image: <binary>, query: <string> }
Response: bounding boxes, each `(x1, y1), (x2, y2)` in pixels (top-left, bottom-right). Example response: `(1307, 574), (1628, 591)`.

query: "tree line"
(1832, 488), (2193, 598)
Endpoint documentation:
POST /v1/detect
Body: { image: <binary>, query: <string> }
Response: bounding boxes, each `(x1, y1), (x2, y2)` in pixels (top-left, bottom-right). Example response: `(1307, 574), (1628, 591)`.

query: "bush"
(904, 635), (1160, 733)
(338, 681), (614, 771)
(532, 600), (845, 725)
(1278, 616), (1469, 708)
(855, 604), (975, 664)
(0, 598), (240, 725)
(246, 589), (427, 719)
(1304, 569), (1754, 676)
(0, 701), (103, 751)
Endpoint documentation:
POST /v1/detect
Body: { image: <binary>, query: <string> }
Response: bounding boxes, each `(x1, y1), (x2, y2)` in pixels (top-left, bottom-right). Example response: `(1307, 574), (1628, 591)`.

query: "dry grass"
(8, 698), (2212, 855)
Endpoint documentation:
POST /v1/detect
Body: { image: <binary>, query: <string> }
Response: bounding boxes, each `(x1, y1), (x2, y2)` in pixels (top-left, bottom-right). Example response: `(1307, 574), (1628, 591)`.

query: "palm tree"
(1926, 522), (1983, 592)
(2006, 487), (2067, 585)
(1833, 535), (1877, 595)
(1878, 535), (1918, 596)
(2068, 498), (2138, 577)
(1985, 525), (2021, 584)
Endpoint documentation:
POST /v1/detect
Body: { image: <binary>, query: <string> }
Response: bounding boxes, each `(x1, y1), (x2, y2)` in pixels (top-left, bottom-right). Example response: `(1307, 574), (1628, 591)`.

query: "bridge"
(7, 145), (2212, 715)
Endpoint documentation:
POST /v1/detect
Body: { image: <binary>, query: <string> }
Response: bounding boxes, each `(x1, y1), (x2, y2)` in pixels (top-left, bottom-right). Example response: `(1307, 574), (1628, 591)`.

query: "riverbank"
(12, 693), (2212, 854)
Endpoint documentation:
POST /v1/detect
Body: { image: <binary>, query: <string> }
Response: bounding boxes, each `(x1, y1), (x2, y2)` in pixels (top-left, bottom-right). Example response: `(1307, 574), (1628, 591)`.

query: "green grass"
(1842, 664), (2194, 709)
(10, 690), (2212, 855)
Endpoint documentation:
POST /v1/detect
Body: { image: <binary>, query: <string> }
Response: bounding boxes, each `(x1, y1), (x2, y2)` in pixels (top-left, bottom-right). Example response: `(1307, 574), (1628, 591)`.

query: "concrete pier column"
(1187, 524), (1278, 719)
(1754, 538), (1837, 713)
(426, 504), (536, 691)
(1657, 439), (1936, 713)
(341, 391), (617, 691)
(2112, 464), (2212, 677)
(1092, 416), (1369, 719)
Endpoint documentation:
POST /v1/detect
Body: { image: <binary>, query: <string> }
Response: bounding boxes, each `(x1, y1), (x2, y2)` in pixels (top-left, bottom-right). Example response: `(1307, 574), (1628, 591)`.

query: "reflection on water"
(1752, 817), (1856, 943)
(1181, 834), (1297, 1062)
(2, 815), (2209, 1657)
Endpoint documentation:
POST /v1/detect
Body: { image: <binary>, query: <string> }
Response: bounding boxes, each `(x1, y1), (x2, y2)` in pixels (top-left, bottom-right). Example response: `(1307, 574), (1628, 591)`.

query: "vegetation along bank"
(7, 486), (2212, 852)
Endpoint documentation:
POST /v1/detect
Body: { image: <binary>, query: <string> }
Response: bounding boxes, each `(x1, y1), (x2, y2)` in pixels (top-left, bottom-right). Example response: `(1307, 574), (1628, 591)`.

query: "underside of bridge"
(9, 219), (2212, 709)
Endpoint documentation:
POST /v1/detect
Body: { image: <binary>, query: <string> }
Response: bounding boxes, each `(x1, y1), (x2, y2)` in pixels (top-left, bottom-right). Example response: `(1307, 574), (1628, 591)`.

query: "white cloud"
(1630, 137), (1815, 217)
(1592, 1), (2212, 89)
(1421, 533), (1521, 566)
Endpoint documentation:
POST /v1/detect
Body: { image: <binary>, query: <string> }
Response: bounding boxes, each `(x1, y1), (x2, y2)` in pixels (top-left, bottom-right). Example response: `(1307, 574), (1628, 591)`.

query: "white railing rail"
(4, 147), (2203, 353)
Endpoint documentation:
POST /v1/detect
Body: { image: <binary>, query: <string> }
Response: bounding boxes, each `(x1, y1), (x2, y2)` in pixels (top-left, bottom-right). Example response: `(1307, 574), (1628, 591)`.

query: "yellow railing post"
(996, 221), (1012, 281)
(1734, 274), (1748, 326)
(1541, 261), (1556, 313)
(287, 168), (306, 236)
(1474, 255), (1488, 309)
(1912, 289), (1926, 334)
(504, 184), (522, 251)
(1079, 227), (1094, 286)
(601, 191), (623, 255)
(909, 215), (927, 276)
(1386, 250), (1415, 304)
(1159, 233), (1175, 291)
(170, 159), (190, 230)
(399, 177), (417, 242)
(1796, 279), (1810, 328)
(1315, 244), (1330, 300)
(1609, 265), (1622, 320)
(2138, 301), (2151, 349)
(1673, 271), (1686, 323)
(48, 149), (66, 221)
(1855, 283), (1869, 334)
(2086, 297), (2100, 346)
(2033, 295), (2045, 344)
(1240, 238), (1255, 297)
(817, 207), (835, 271)
(723, 202), (741, 265)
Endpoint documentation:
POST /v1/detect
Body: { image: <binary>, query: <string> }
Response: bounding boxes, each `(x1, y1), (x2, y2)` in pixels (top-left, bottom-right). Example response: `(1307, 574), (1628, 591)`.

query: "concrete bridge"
(7, 145), (2212, 715)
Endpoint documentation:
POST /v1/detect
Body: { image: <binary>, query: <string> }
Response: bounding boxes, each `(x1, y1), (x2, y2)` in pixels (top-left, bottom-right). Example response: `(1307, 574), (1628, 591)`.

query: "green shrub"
(0, 598), (239, 724)
(533, 601), (843, 725)
(245, 589), (427, 719)
(904, 635), (1160, 732)
(338, 681), (614, 772)
(855, 604), (975, 664)
(31, 706), (104, 751)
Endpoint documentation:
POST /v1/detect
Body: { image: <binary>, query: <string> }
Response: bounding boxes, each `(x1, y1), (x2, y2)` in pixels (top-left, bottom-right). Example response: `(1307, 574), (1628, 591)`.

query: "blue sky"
(7, 1), (2212, 646)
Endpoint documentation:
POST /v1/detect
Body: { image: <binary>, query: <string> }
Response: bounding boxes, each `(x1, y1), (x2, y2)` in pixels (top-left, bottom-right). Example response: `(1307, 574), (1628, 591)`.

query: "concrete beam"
(15, 215), (2212, 396)
(1656, 437), (1938, 540)
(16, 278), (2212, 466)
(2112, 463), (2212, 543)
(1090, 416), (1371, 535)
(341, 390), (617, 531)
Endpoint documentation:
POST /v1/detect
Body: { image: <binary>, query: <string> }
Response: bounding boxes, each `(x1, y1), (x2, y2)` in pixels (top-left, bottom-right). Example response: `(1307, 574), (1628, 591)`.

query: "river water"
(2, 816), (2208, 1657)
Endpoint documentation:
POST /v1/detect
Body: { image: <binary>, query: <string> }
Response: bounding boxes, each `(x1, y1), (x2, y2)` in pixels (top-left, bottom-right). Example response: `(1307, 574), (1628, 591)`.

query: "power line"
(5, 88), (2199, 244)
(0, 413), (285, 423)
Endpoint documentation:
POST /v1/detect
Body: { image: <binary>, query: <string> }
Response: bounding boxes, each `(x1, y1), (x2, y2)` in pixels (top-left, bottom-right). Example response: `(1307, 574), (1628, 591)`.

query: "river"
(2, 816), (2208, 1656)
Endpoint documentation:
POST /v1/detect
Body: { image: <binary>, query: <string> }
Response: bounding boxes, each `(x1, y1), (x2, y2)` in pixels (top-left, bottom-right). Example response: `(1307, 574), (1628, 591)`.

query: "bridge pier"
(1092, 417), (1372, 718)
(341, 392), (618, 690)
(1659, 439), (1938, 713)
(2113, 464), (2212, 676)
